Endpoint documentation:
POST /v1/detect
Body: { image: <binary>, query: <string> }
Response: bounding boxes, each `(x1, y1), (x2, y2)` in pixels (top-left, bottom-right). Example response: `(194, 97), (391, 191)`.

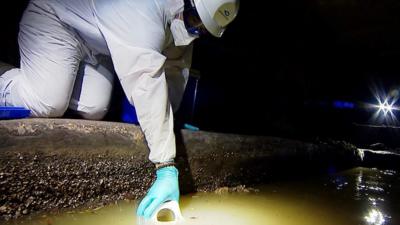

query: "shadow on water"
(175, 129), (197, 195)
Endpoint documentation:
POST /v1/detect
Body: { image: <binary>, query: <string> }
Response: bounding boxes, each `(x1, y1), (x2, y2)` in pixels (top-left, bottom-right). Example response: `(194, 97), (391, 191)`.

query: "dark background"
(2, 0), (400, 147)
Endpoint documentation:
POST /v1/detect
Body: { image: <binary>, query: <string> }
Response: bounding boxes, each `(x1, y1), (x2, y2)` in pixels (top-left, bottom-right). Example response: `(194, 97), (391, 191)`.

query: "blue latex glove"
(137, 166), (179, 219)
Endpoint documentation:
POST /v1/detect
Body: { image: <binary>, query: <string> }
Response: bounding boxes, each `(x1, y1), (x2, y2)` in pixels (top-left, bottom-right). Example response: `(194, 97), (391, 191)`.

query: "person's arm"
(93, 0), (175, 164)
(93, 0), (180, 219)
(113, 45), (176, 163)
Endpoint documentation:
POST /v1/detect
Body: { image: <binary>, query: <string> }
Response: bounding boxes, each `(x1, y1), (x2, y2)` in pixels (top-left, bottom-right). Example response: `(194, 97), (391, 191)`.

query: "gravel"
(0, 152), (154, 221)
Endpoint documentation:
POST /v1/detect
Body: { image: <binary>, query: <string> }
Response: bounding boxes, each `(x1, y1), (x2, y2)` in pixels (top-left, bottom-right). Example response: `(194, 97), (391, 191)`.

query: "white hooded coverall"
(0, 0), (193, 163)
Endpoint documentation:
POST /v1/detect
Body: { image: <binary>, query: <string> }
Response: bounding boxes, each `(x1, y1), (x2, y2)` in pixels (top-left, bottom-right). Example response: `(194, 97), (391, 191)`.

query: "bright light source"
(364, 88), (400, 125)
(372, 97), (398, 121)
(377, 100), (393, 115)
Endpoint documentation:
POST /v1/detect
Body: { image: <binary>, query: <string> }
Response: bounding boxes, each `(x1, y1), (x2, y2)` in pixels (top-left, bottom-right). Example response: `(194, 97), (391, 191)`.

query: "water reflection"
(347, 168), (397, 225)
(2, 168), (398, 225)
(365, 209), (385, 225)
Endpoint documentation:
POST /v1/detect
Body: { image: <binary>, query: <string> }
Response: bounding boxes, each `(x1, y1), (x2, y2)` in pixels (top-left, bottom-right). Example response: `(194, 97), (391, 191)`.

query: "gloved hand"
(137, 166), (179, 219)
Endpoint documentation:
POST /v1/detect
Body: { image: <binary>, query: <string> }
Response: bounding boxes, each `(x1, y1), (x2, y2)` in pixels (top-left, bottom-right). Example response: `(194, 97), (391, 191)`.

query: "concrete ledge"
(0, 118), (362, 220)
(0, 118), (146, 154)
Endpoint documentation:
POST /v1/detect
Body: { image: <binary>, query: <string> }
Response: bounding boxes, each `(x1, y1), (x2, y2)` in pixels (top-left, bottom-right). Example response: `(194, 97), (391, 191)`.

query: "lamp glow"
(370, 96), (399, 123)
(377, 100), (393, 115)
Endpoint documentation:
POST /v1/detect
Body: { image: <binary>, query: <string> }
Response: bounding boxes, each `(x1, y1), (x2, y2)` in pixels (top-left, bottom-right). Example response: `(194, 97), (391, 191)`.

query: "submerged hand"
(137, 166), (179, 219)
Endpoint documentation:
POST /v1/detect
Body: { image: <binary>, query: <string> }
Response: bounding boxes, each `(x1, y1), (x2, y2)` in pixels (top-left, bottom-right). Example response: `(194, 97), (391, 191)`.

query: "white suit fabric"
(0, 0), (193, 163)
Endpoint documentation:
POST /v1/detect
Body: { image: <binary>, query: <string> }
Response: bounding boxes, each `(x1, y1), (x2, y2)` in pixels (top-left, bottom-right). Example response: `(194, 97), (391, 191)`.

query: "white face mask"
(170, 18), (198, 46)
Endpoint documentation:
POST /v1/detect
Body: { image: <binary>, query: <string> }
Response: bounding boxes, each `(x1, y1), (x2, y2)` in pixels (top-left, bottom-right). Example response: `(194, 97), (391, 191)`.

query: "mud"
(0, 118), (366, 220)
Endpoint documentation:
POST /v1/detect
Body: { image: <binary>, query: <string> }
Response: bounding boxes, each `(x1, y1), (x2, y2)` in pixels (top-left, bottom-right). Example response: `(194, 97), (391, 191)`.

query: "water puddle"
(2, 167), (399, 225)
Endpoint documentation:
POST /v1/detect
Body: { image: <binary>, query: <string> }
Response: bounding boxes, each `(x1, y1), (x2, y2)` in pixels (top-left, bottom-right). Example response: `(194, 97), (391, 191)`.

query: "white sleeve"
(164, 43), (194, 112)
(112, 44), (176, 164)
(93, 0), (176, 163)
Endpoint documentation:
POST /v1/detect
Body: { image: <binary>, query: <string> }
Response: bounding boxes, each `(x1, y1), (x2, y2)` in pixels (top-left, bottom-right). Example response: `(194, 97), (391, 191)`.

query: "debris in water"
(213, 185), (259, 194)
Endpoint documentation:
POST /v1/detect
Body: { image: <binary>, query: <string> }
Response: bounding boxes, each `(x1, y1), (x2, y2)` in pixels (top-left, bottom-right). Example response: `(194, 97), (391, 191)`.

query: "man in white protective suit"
(0, 0), (239, 219)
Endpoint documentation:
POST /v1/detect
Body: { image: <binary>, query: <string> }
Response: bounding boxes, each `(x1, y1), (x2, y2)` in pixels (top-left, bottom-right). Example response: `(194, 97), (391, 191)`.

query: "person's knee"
(31, 102), (68, 118)
(80, 108), (108, 120)
(39, 99), (69, 118)
(78, 105), (109, 120)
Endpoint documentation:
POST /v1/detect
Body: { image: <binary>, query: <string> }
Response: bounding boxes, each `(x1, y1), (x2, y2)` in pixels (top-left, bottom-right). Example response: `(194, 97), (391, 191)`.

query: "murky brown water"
(2, 167), (399, 225)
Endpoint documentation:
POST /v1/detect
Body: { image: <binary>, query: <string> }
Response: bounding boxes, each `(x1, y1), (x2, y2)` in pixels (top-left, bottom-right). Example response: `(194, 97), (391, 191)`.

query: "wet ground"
(0, 152), (154, 221)
(2, 119), (371, 221)
(1, 167), (399, 225)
